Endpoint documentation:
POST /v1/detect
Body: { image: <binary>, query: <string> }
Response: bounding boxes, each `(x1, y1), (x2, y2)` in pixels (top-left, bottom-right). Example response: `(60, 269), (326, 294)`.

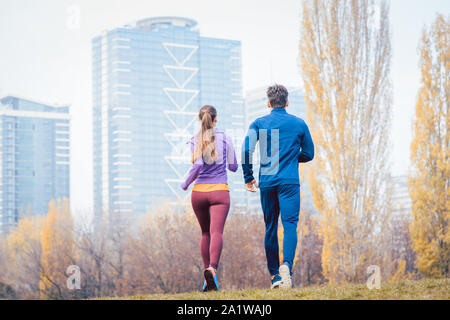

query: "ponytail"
(192, 105), (217, 164)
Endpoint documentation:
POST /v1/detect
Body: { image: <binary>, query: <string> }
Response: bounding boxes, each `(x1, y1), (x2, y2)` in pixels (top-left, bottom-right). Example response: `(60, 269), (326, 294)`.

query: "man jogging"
(241, 84), (314, 289)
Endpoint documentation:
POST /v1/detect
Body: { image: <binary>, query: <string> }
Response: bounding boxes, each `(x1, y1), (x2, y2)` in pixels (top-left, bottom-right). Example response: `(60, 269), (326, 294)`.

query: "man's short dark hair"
(267, 84), (289, 108)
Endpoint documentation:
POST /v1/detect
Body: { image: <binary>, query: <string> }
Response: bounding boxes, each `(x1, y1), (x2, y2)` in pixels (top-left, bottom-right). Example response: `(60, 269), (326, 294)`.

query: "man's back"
(242, 107), (314, 188)
(241, 84), (314, 288)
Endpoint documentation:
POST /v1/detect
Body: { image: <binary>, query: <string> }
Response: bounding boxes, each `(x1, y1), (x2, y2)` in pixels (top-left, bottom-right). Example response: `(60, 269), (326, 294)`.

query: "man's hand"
(245, 180), (258, 193)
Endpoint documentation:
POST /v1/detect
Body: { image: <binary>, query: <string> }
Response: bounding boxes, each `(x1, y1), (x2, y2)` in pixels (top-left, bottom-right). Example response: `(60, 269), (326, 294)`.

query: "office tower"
(244, 86), (315, 213)
(390, 174), (413, 261)
(0, 96), (70, 235)
(245, 86), (306, 124)
(391, 175), (412, 218)
(92, 17), (246, 221)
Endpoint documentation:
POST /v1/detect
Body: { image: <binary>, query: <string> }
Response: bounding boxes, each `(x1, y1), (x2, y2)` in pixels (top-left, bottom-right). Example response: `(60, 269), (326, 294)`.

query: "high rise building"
(391, 174), (412, 218)
(92, 17), (246, 221)
(245, 86), (306, 124)
(244, 86), (315, 213)
(0, 96), (70, 235)
(390, 174), (413, 262)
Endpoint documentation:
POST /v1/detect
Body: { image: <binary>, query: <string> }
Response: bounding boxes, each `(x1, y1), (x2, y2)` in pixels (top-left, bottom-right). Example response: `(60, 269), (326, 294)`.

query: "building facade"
(0, 96), (70, 235)
(245, 86), (306, 125)
(92, 17), (246, 221)
(244, 86), (315, 213)
(389, 174), (414, 267)
(390, 174), (412, 219)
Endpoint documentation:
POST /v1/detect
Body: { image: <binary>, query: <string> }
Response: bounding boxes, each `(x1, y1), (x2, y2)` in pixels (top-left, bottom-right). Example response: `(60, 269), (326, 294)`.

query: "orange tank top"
(193, 183), (229, 192)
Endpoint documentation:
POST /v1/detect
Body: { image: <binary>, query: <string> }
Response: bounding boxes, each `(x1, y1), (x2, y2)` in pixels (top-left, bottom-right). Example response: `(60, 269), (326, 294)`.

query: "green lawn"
(102, 278), (449, 300)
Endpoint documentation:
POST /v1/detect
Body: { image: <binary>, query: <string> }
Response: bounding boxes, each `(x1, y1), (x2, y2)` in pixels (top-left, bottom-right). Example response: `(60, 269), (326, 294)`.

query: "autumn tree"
(299, 0), (393, 282)
(377, 212), (417, 282)
(409, 14), (449, 278)
(221, 212), (267, 290)
(293, 208), (324, 286)
(122, 203), (202, 294)
(73, 215), (113, 298)
(40, 198), (75, 299)
(0, 215), (44, 298)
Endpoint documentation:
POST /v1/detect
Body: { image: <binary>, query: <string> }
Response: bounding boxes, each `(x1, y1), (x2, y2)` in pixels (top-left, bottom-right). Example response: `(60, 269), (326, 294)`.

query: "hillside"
(101, 278), (449, 300)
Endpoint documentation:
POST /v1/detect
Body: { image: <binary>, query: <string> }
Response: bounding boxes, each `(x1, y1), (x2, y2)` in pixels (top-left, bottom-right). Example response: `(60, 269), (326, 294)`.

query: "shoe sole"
(270, 280), (282, 289)
(279, 264), (292, 289)
(204, 269), (218, 292)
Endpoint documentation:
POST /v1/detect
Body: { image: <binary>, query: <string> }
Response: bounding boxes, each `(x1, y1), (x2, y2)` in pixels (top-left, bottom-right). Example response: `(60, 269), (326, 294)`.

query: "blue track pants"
(259, 184), (300, 276)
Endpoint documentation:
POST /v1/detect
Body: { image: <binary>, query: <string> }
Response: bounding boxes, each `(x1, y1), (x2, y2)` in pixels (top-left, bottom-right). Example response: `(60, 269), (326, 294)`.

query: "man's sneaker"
(270, 274), (282, 289)
(279, 263), (292, 289)
(204, 266), (219, 292)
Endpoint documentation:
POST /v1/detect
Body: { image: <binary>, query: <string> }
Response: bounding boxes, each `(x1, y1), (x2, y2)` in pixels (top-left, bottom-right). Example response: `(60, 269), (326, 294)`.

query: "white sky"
(0, 0), (448, 216)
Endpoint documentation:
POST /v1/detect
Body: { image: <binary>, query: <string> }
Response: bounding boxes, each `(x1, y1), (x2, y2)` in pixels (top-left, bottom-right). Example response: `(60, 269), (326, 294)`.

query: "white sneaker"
(279, 264), (292, 289)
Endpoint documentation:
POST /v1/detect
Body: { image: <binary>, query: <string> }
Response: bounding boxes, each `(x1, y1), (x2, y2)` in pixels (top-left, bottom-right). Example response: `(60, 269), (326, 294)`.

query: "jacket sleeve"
(226, 135), (238, 172)
(181, 137), (203, 190)
(241, 120), (259, 183)
(298, 121), (315, 163)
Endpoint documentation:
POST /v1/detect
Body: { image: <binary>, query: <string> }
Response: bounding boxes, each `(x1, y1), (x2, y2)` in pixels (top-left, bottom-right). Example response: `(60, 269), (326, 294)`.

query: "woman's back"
(189, 128), (237, 185)
(181, 128), (237, 190)
(180, 105), (235, 291)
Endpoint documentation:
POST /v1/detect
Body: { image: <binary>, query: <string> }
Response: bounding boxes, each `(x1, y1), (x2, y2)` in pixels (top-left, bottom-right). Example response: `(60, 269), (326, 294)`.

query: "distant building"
(92, 17), (246, 223)
(244, 86), (315, 213)
(0, 96), (70, 235)
(391, 174), (412, 219)
(389, 174), (415, 270)
(245, 86), (306, 125)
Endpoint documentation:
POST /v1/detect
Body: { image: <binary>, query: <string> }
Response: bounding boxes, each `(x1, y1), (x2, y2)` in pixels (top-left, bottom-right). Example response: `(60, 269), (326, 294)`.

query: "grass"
(101, 278), (449, 300)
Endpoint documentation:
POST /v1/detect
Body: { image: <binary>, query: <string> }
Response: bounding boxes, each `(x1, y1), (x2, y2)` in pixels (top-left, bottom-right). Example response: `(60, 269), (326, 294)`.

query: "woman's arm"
(181, 161), (203, 190)
(180, 137), (204, 190)
(226, 135), (238, 172)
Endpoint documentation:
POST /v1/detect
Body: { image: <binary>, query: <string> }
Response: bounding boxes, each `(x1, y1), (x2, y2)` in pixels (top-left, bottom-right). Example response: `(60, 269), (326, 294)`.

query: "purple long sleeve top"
(181, 128), (238, 190)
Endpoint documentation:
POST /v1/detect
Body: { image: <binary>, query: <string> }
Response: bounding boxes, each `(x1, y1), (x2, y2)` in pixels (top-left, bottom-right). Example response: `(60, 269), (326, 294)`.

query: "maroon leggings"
(191, 190), (230, 270)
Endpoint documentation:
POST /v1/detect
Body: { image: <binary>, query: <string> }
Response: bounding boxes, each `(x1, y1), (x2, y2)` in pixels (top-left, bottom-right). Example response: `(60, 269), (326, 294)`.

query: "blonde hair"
(192, 105), (217, 164)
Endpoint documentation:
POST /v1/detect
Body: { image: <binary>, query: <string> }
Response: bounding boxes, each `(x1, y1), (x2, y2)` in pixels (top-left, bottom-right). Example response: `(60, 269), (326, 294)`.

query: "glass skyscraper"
(92, 17), (246, 221)
(244, 86), (315, 213)
(390, 175), (412, 218)
(0, 96), (70, 235)
(245, 86), (306, 125)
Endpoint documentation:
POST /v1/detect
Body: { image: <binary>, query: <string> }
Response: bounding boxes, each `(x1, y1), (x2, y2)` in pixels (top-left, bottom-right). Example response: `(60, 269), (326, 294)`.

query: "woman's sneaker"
(204, 266), (219, 292)
(279, 263), (292, 289)
(270, 274), (282, 289)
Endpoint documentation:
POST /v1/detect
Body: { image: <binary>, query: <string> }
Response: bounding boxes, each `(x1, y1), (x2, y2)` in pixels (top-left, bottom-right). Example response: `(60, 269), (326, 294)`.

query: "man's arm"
(241, 121), (259, 186)
(298, 121), (314, 163)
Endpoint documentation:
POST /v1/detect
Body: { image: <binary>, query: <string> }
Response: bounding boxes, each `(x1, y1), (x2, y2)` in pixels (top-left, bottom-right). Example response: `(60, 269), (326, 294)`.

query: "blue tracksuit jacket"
(241, 107), (314, 187)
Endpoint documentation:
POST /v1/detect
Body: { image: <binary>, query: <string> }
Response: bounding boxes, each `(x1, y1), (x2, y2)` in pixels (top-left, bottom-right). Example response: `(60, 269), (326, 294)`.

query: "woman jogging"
(181, 105), (238, 292)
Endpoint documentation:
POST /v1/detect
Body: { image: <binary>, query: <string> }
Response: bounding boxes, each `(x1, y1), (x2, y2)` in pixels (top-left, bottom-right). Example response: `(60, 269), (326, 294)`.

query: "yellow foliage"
(5, 215), (43, 253)
(389, 260), (407, 282)
(299, 0), (393, 283)
(40, 198), (74, 299)
(409, 14), (449, 278)
(2, 215), (44, 294)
